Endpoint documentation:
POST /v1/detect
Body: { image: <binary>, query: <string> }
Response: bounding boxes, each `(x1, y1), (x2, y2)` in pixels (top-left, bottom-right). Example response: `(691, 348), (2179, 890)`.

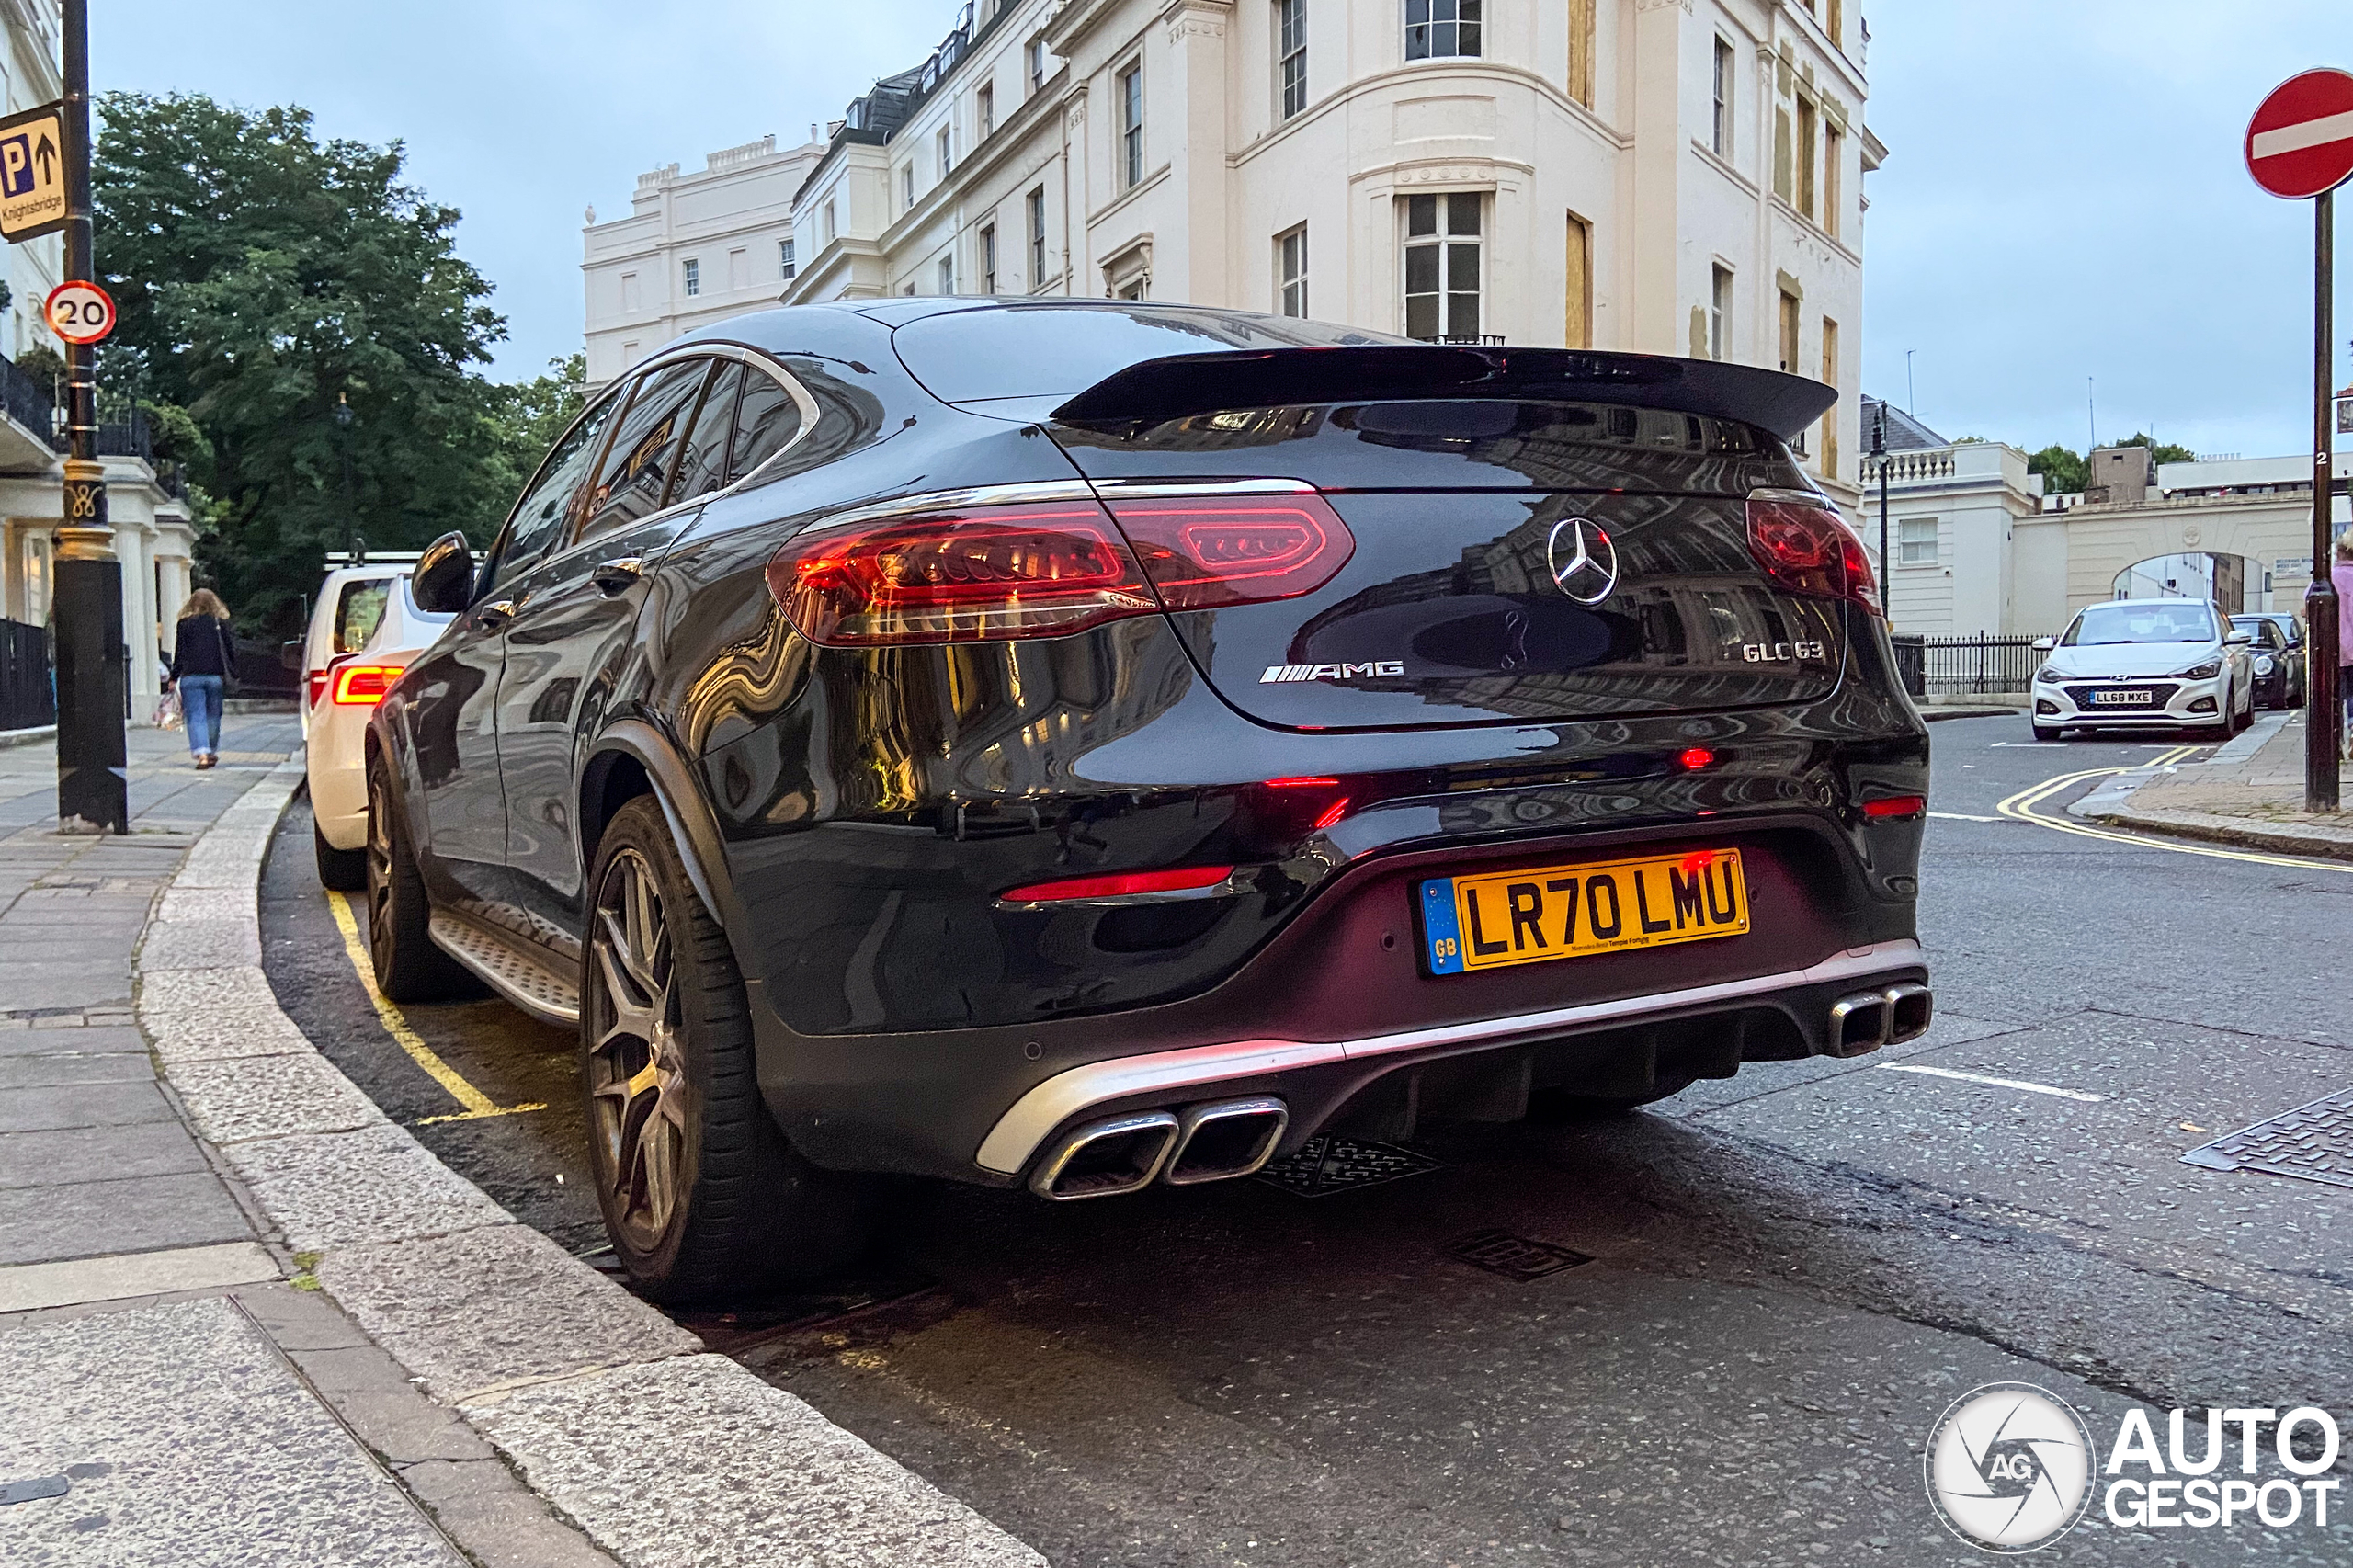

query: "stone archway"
(2109, 551), (2273, 612)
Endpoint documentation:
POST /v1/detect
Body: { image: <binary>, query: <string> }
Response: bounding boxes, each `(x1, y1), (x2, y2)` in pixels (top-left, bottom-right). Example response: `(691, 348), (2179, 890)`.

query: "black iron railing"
(0, 354), (53, 447)
(1917, 633), (2047, 695)
(1889, 634), (1926, 698)
(0, 617), (53, 731)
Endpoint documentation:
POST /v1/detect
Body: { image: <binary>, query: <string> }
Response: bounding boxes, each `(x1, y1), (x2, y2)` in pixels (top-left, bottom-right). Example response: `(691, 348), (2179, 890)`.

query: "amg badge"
(1261, 660), (1406, 684)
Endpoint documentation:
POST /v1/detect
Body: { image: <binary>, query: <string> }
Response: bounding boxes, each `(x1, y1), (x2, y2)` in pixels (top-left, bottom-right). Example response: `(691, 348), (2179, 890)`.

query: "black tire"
(583, 794), (871, 1302)
(364, 752), (478, 1003)
(2031, 723), (2062, 742)
(314, 818), (368, 891)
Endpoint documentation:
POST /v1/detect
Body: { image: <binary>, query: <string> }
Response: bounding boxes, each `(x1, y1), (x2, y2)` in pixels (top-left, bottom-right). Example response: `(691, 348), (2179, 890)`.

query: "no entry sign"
(2246, 67), (2353, 199)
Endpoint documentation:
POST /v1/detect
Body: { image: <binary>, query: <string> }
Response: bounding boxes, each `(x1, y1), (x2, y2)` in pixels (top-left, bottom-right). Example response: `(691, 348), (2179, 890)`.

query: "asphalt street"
(259, 716), (2352, 1567)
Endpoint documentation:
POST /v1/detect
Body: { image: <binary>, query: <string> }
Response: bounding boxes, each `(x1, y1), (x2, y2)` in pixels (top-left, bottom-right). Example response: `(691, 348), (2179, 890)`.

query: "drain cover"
(1255, 1135), (1442, 1196)
(2181, 1087), (2353, 1190)
(1448, 1229), (1593, 1281)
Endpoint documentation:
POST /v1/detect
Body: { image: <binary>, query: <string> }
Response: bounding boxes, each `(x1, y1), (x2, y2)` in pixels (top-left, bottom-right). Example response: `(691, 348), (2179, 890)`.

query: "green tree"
(2027, 444), (2087, 496)
(94, 92), (513, 631)
(483, 352), (586, 503)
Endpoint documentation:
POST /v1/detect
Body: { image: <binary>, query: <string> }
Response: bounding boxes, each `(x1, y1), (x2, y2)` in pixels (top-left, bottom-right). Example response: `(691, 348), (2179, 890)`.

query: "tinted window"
(730, 369), (805, 481)
(891, 304), (1402, 404)
(2231, 617), (2282, 649)
(580, 358), (712, 538)
(668, 361), (744, 505)
(484, 390), (621, 593)
(2063, 603), (2219, 646)
(333, 577), (392, 655)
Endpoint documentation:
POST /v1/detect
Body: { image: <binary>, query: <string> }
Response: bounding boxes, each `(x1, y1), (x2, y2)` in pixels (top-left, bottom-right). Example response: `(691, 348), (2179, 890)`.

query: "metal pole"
(51, 0), (123, 835)
(2308, 187), (2341, 812)
(1874, 405), (1891, 629)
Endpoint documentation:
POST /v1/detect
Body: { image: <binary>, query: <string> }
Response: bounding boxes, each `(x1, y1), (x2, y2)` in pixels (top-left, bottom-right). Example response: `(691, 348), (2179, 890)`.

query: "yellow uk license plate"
(1418, 848), (1748, 975)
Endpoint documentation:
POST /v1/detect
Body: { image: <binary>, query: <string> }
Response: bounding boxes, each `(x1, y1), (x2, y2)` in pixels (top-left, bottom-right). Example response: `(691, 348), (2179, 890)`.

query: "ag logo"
(1924, 1382), (2097, 1554)
(1545, 517), (1618, 606)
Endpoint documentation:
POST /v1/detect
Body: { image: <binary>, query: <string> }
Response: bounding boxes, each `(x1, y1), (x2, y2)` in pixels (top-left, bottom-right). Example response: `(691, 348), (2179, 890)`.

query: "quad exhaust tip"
(1029, 1097), (1290, 1199)
(1828, 982), (1933, 1057)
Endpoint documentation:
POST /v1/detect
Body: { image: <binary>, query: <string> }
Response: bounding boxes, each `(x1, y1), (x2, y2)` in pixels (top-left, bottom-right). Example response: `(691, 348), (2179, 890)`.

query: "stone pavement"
(0, 717), (529, 1566)
(2091, 709), (2353, 859)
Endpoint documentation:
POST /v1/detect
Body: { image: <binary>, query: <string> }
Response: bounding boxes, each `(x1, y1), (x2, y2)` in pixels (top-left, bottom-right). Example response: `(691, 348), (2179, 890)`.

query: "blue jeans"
(179, 675), (223, 757)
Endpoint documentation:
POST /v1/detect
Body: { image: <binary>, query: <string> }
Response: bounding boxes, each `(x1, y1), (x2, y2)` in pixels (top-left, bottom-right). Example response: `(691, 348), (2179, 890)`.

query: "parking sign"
(0, 100), (64, 243)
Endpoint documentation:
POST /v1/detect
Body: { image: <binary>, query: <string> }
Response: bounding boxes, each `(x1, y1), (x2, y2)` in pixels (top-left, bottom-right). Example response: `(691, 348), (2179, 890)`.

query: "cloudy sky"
(96, 0), (2351, 460)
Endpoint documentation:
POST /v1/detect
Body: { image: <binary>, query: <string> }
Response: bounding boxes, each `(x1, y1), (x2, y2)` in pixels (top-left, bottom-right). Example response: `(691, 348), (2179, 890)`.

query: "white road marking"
(1876, 1062), (2105, 1103)
(1927, 811), (2000, 822)
(1987, 742), (2063, 749)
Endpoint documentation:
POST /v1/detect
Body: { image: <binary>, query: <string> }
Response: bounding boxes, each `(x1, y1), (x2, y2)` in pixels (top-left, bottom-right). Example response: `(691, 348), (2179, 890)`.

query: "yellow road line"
(1993, 747), (2353, 874)
(324, 889), (544, 1123)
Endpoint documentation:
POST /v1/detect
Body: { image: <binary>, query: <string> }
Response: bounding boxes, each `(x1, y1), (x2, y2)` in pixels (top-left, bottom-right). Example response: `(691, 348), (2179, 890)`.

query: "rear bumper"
(977, 937), (1926, 1176)
(307, 704), (370, 848)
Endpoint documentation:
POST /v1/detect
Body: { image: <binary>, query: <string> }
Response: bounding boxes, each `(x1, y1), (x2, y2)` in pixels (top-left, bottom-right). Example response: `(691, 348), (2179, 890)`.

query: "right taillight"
(1746, 496), (1880, 614)
(766, 486), (1358, 648)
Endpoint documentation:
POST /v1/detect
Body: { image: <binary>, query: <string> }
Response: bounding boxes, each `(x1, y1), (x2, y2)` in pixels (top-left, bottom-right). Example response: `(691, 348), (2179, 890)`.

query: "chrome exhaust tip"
(1029, 1110), (1179, 1200)
(1885, 982), (1934, 1043)
(1827, 991), (1893, 1057)
(1164, 1097), (1290, 1186)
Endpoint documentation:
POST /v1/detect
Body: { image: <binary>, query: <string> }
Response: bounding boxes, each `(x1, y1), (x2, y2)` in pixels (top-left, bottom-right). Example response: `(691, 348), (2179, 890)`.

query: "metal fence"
(1914, 633), (2047, 695)
(0, 617), (53, 732)
(232, 634), (301, 699)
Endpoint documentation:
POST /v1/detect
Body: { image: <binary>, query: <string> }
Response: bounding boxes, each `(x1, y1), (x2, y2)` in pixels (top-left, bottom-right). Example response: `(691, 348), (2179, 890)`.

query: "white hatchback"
(2029, 597), (2256, 742)
(291, 560), (453, 887)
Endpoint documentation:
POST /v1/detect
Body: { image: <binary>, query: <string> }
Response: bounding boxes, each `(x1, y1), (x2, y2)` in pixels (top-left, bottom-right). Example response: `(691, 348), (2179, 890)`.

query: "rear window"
(2065, 603), (2217, 645)
(892, 304), (1400, 404)
(332, 577), (392, 655)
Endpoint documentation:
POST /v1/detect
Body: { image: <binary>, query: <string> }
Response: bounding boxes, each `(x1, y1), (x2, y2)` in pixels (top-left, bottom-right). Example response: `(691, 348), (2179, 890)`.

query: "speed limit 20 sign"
(44, 279), (113, 345)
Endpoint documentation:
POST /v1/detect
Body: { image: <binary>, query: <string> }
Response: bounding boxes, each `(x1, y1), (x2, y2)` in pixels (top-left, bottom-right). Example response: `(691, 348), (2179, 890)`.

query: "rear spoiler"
(1051, 345), (1839, 442)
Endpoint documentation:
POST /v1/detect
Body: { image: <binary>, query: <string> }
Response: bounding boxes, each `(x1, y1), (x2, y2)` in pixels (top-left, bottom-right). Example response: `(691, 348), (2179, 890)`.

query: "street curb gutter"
(135, 763), (1046, 1568)
(2088, 803), (2353, 864)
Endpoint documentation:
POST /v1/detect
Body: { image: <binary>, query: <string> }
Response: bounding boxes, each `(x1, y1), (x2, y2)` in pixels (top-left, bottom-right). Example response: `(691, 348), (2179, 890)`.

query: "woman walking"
(2337, 531), (2353, 761)
(166, 589), (235, 769)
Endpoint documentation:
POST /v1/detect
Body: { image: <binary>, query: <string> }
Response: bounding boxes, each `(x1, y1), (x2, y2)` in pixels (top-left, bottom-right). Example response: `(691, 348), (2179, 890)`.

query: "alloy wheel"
(365, 783), (395, 974)
(587, 846), (690, 1249)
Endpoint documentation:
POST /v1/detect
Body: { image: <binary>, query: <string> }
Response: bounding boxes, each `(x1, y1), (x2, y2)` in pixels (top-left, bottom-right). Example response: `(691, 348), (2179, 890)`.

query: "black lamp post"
(334, 392), (358, 563)
(1872, 403), (1891, 629)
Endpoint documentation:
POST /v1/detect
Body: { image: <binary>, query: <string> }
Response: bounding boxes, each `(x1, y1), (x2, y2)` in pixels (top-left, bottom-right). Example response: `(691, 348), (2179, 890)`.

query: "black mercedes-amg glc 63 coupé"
(368, 300), (1930, 1301)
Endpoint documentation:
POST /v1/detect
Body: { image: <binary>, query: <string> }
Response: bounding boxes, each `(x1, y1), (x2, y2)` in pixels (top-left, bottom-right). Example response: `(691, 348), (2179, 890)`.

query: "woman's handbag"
(152, 687), (183, 731)
(214, 619), (243, 697)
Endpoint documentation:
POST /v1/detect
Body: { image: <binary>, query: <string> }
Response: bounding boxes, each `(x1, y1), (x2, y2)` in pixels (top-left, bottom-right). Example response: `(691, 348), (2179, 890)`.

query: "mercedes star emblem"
(1547, 517), (1620, 606)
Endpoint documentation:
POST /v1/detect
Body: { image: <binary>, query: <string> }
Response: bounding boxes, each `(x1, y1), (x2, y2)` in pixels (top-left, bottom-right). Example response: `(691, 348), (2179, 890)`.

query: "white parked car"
(289, 558), (453, 888)
(2029, 597), (2255, 742)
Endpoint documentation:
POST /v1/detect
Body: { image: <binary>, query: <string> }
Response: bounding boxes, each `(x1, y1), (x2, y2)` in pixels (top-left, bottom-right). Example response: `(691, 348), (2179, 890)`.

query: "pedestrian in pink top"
(2336, 529), (2353, 756)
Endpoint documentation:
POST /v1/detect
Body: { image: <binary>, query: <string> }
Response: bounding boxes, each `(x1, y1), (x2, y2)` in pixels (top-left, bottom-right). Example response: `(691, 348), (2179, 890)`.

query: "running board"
(427, 913), (580, 1028)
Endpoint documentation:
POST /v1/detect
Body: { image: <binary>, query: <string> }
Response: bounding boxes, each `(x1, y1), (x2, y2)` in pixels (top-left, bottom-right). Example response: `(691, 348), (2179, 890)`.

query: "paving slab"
(0, 1079), (176, 1134)
(0, 1121), (213, 1190)
(144, 1000), (314, 1063)
(0, 1051), (155, 1089)
(0, 1241), (278, 1312)
(316, 1223), (700, 1403)
(136, 915), (265, 971)
(0, 1296), (460, 1567)
(0, 1028), (148, 1057)
(220, 1126), (511, 1251)
(470, 1355), (1047, 1568)
(169, 1053), (389, 1145)
(0, 1171), (253, 1266)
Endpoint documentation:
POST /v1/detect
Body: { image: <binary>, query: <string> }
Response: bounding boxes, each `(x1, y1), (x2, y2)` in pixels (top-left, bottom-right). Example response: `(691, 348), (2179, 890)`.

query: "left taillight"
(329, 663), (403, 705)
(1747, 495), (1880, 614)
(765, 487), (1358, 648)
(307, 670), (328, 709)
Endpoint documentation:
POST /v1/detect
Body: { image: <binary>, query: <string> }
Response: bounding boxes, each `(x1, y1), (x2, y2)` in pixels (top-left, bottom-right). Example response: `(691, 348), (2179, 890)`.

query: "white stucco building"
(586, 0), (1884, 506)
(0, 0), (197, 721)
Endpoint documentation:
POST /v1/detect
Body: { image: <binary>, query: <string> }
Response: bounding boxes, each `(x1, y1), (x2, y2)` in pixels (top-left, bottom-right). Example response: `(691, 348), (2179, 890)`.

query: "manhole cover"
(1448, 1228), (1593, 1281)
(1255, 1135), (1443, 1197)
(2181, 1087), (2353, 1190)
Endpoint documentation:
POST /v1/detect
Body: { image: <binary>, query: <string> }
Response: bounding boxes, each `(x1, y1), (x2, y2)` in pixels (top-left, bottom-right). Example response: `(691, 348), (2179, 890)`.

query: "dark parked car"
(2230, 613), (2305, 710)
(367, 301), (1931, 1301)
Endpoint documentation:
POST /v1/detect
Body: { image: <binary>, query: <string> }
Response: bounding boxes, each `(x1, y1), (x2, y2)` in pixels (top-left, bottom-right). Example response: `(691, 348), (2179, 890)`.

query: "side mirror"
(411, 531), (476, 615)
(2223, 630), (2254, 646)
(2030, 636), (2055, 653)
(278, 638), (303, 672)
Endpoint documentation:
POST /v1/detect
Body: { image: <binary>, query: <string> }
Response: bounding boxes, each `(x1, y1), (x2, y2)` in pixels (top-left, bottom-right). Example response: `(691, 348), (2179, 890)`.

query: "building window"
(901, 164), (915, 211)
(1404, 191), (1482, 341)
(1826, 0), (1844, 51)
(1027, 186), (1048, 287)
(1823, 125), (1844, 239)
(1277, 0), (1307, 119)
(823, 200), (837, 243)
(937, 125), (953, 179)
(978, 82), (995, 139)
(1405, 0), (1481, 62)
(1567, 0), (1594, 108)
(1278, 226), (1308, 317)
(1027, 36), (1047, 93)
(1711, 37), (1733, 156)
(1819, 317), (1839, 477)
(1777, 289), (1799, 373)
(1898, 517), (1938, 567)
(779, 237), (796, 280)
(1564, 211), (1591, 348)
(682, 257), (700, 298)
(980, 224), (998, 293)
(1117, 276), (1148, 301)
(1796, 97), (1819, 221)
(1709, 265), (1732, 361)
(1118, 62), (1143, 187)
(938, 255), (955, 295)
